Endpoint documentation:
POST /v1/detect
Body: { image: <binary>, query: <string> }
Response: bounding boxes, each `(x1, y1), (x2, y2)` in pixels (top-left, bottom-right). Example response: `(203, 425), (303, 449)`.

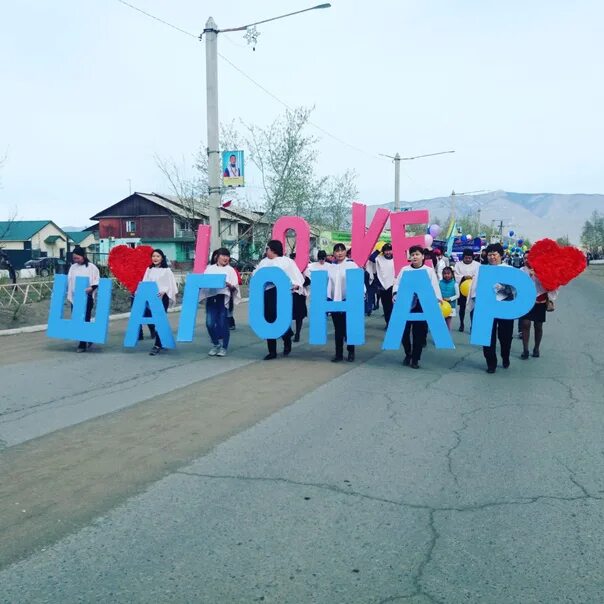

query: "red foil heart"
(527, 238), (587, 291)
(108, 245), (155, 293)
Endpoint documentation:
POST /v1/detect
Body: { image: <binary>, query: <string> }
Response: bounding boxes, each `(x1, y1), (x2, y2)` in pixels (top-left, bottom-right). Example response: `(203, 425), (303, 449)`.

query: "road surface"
(0, 276), (603, 603)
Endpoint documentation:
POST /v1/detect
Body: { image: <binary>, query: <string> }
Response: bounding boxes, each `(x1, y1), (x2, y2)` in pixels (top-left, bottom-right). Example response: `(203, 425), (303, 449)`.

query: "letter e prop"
(390, 210), (430, 275)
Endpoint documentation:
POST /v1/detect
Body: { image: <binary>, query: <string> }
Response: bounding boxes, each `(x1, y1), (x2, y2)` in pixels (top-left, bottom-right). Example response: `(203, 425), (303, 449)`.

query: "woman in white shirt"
(328, 243), (360, 362)
(67, 246), (100, 353)
(468, 243), (515, 373)
(141, 249), (178, 356)
(393, 245), (442, 369)
(253, 240), (305, 360)
(200, 248), (241, 357)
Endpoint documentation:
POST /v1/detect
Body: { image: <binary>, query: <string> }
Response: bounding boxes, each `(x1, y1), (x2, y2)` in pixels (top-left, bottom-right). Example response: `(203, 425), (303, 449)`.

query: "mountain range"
(366, 190), (602, 244)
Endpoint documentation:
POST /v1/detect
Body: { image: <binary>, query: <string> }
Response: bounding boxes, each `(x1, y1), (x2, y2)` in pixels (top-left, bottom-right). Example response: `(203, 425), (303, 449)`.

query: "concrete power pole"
(204, 17), (222, 253)
(393, 153), (401, 211)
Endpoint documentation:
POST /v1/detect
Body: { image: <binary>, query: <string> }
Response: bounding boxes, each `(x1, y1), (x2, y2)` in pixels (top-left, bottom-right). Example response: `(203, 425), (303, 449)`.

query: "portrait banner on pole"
(222, 150), (244, 187)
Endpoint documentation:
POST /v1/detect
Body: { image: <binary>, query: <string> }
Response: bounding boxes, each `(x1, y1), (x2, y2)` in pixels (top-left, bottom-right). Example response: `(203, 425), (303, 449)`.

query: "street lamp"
(380, 150), (455, 211)
(201, 4), (331, 252)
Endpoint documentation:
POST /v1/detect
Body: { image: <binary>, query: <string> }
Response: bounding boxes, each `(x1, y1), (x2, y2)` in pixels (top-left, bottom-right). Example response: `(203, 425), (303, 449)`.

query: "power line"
(116, 0), (197, 38)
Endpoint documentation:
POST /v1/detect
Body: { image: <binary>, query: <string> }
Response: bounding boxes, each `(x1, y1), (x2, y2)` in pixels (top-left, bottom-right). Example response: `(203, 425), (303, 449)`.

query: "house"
(65, 230), (99, 256)
(90, 192), (271, 267)
(0, 220), (68, 268)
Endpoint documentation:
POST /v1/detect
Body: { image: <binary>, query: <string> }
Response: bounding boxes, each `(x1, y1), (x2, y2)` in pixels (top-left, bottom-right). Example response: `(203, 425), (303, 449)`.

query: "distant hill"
(365, 190), (602, 244)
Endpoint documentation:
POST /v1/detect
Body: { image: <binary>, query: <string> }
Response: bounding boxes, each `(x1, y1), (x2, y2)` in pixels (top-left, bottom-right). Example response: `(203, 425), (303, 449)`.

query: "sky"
(1, 0), (602, 227)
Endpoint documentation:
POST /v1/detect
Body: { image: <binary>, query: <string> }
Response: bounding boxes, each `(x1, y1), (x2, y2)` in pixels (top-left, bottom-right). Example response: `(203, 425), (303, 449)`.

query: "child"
(141, 249), (178, 356)
(439, 266), (459, 331)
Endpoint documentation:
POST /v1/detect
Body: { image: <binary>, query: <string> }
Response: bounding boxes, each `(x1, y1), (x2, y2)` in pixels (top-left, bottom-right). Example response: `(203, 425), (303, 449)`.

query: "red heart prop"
(527, 238), (587, 291)
(108, 245), (155, 293)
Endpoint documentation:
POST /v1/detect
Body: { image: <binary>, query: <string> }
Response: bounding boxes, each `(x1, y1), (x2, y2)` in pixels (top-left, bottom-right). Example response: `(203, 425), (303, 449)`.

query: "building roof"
(65, 231), (92, 244)
(0, 220), (52, 241)
(140, 236), (196, 243)
(90, 193), (271, 226)
(44, 235), (65, 244)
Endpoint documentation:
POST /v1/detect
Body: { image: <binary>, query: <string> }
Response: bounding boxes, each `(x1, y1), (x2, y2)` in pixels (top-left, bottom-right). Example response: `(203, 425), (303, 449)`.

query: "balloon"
(459, 279), (472, 298)
(522, 245), (528, 251)
(424, 234), (433, 247)
(429, 224), (442, 238)
(440, 300), (452, 318)
(503, 243), (509, 249)
(461, 235), (467, 243)
(509, 230), (515, 237)
(517, 239), (524, 245)
(466, 234), (472, 240)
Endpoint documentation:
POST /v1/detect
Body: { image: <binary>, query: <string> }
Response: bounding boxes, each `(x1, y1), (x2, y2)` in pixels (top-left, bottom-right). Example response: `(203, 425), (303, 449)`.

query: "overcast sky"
(1, 0), (602, 227)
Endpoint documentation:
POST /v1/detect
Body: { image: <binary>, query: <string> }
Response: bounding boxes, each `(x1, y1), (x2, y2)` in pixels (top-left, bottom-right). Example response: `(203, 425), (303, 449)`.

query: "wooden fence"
(0, 281), (55, 308)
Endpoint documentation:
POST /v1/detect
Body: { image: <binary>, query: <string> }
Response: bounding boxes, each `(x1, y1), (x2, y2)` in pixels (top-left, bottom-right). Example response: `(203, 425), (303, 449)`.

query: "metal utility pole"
(204, 17), (221, 253)
(381, 150), (455, 211)
(202, 4), (331, 252)
(394, 153), (401, 212)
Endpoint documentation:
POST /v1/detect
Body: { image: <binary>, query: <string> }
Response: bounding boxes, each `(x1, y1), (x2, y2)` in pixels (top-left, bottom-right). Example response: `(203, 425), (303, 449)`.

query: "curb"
(0, 298), (249, 337)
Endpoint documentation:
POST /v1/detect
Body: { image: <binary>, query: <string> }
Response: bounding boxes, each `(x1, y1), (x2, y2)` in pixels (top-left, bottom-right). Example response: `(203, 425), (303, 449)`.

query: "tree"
(319, 170), (358, 231)
(155, 154), (206, 231)
(556, 236), (571, 247)
(242, 106), (357, 231)
(581, 211), (604, 253)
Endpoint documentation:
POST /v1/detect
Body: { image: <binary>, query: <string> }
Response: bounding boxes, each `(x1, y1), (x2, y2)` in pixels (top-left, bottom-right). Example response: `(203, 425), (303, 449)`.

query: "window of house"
(125, 220), (136, 233)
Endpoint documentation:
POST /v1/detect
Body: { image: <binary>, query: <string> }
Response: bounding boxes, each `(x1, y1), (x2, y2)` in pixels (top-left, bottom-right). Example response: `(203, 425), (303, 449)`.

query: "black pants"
(264, 288), (293, 355)
(331, 311), (354, 359)
(148, 294), (170, 348)
(458, 294), (467, 326)
(402, 320), (428, 363)
(74, 295), (95, 349)
(483, 319), (514, 369)
(380, 287), (394, 326)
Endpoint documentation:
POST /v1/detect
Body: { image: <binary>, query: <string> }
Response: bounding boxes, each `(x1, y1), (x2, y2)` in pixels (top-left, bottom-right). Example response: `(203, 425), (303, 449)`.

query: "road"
(0, 276), (603, 603)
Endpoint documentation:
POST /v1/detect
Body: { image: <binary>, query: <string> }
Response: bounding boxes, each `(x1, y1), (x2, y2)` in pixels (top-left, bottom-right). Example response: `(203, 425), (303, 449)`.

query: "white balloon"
(424, 234), (433, 247)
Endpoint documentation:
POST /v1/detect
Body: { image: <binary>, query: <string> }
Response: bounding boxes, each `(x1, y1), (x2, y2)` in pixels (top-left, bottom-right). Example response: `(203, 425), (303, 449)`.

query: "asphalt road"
(0, 275), (603, 603)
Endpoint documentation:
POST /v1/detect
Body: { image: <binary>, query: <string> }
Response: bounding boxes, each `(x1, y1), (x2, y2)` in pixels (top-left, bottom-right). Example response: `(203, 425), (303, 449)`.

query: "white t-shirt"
(393, 264), (442, 301)
(142, 266), (178, 303)
(375, 254), (395, 290)
(329, 260), (361, 301)
(253, 256), (305, 291)
(304, 261), (334, 296)
(199, 264), (242, 307)
(67, 262), (100, 303)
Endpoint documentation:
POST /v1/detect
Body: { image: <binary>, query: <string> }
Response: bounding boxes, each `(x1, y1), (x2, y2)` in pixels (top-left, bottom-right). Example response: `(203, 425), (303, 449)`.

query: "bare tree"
(154, 154), (206, 231)
(319, 170), (358, 231)
(244, 106), (319, 222)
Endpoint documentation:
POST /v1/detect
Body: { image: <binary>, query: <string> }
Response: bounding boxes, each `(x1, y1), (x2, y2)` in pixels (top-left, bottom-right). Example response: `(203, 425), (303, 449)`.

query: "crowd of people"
(65, 239), (558, 374)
